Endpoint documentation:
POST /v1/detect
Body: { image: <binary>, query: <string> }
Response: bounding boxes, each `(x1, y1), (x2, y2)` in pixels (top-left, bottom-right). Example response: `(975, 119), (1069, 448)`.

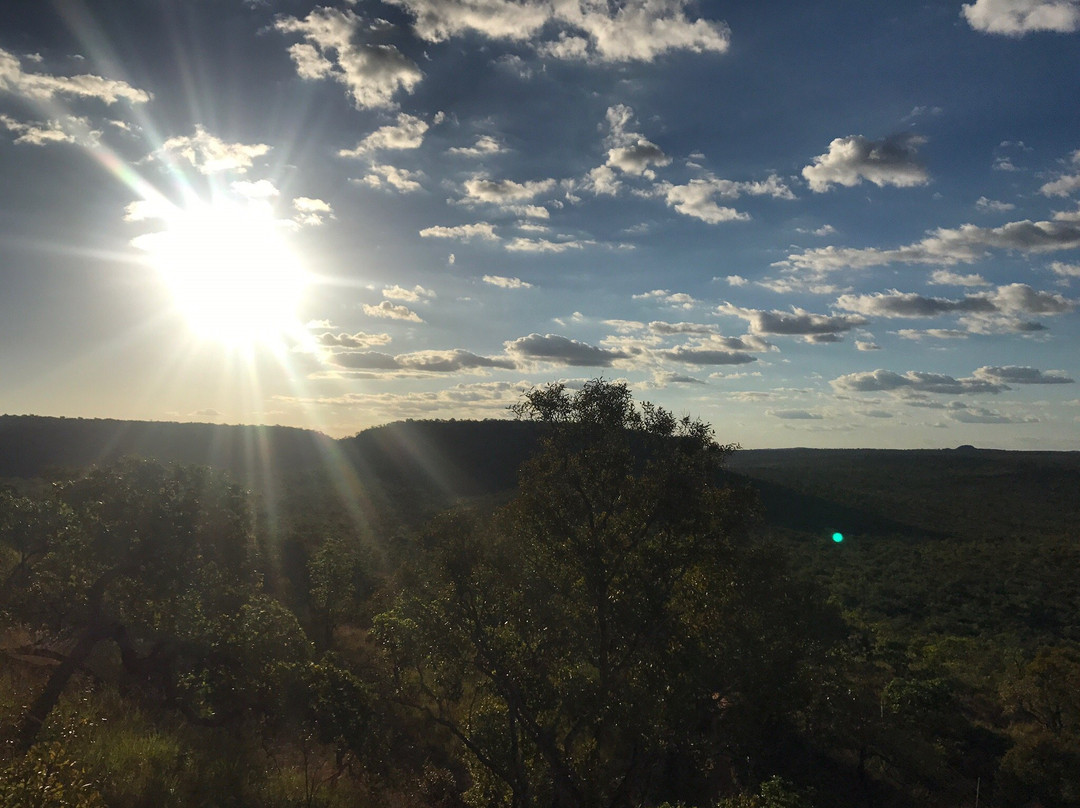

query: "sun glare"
(138, 201), (310, 347)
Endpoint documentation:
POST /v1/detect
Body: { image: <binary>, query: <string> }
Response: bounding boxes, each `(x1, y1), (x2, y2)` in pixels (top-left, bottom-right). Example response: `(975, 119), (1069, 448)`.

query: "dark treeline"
(1, 388), (1078, 807)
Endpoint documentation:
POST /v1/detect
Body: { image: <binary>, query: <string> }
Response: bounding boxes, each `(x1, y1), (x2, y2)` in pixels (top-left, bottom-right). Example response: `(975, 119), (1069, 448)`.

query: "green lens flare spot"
(832, 532), (844, 543)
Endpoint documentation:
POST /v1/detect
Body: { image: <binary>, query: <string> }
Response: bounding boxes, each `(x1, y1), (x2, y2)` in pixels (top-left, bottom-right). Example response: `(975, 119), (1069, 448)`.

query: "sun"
(136, 199), (310, 347)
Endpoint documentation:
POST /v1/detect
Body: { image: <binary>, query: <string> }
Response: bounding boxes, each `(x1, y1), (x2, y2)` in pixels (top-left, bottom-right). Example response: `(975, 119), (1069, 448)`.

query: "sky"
(2, 0), (1080, 448)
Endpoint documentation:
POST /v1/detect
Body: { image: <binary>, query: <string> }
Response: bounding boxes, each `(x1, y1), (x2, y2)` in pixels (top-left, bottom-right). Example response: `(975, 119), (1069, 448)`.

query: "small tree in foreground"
(377, 380), (840, 808)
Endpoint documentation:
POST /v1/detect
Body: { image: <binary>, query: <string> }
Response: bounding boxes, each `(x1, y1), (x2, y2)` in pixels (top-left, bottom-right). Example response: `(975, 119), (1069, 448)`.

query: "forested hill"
(3, 414), (1079, 539)
(0, 415), (336, 482)
(728, 447), (1080, 541)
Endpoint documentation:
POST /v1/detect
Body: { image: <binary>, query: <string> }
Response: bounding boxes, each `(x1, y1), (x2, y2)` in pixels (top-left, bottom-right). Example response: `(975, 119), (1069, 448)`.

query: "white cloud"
(382, 0), (730, 63)
(362, 300), (424, 321)
(483, 274), (533, 289)
(361, 164), (425, 192)
(783, 217), (1080, 272)
(976, 196), (1016, 212)
(974, 365), (1074, 384)
(930, 269), (990, 286)
(1050, 261), (1080, 278)
(275, 7), (423, 109)
(419, 222), (498, 241)
(606, 139), (671, 176)
(0, 48), (150, 104)
(836, 285), (1073, 333)
(449, 135), (504, 156)
(796, 224), (837, 236)
(504, 236), (589, 253)
(802, 133), (929, 192)
(962, 0), (1080, 35)
(339, 113), (430, 156)
(831, 369), (1009, 395)
(633, 290), (700, 309)
(463, 176), (556, 204)
(856, 340), (881, 351)
(659, 174), (793, 224)
(504, 333), (630, 366)
(660, 346), (757, 366)
(332, 348), (514, 373)
(317, 330), (392, 348)
(1040, 152), (1080, 196)
(717, 303), (867, 338)
(292, 196), (335, 226)
(383, 284), (435, 302)
(0, 113), (100, 146)
(158, 125), (270, 174)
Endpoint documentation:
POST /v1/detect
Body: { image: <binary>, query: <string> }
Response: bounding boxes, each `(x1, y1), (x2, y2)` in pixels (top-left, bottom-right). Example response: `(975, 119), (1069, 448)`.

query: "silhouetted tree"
(376, 380), (840, 807)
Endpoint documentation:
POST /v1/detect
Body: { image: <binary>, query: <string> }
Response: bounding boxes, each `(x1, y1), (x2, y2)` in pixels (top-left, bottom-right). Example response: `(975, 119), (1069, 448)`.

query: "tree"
(0, 458), (308, 753)
(376, 380), (840, 807)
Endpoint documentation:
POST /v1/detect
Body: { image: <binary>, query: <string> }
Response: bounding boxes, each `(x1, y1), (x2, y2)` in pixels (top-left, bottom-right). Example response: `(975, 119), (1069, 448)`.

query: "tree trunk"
(15, 620), (115, 754)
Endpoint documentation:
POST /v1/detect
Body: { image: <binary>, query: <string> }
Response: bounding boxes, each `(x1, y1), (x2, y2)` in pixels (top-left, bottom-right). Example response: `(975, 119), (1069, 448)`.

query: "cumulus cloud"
(856, 340), (882, 351)
(331, 349), (515, 373)
(802, 133), (929, 192)
(483, 274), (533, 288)
(362, 300), (423, 321)
(504, 333), (630, 366)
(381, 0), (730, 63)
(0, 113), (100, 146)
(360, 164), (425, 192)
(449, 135), (504, 157)
(505, 237), (588, 253)
(976, 196), (1016, 212)
(633, 290), (700, 309)
(383, 284), (435, 302)
(930, 269), (990, 286)
(660, 346), (757, 365)
(419, 222), (498, 241)
(317, 330), (392, 348)
(836, 290), (997, 318)
(962, 0), (1080, 35)
(783, 217), (1080, 272)
(1050, 261), (1080, 278)
(158, 125), (270, 174)
(1039, 150), (1080, 196)
(659, 174), (793, 223)
(973, 365), (1075, 384)
(339, 113), (430, 156)
(717, 303), (868, 338)
(836, 285), (1073, 336)
(275, 7), (423, 109)
(0, 48), (150, 104)
(831, 369), (1009, 395)
(463, 176), (556, 204)
(292, 196), (335, 226)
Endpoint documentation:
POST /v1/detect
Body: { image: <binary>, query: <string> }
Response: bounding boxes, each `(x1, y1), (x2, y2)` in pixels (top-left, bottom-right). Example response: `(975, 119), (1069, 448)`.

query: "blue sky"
(2, 0), (1080, 447)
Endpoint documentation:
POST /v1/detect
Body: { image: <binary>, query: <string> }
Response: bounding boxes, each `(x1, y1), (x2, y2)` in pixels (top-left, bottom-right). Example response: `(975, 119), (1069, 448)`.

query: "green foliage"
(0, 742), (106, 808)
(377, 381), (841, 807)
(716, 776), (815, 808)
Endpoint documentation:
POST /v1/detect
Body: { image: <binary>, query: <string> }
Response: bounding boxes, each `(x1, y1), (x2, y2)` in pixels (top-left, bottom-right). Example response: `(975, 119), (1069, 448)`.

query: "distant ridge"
(3, 415), (1078, 540)
(0, 415), (335, 483)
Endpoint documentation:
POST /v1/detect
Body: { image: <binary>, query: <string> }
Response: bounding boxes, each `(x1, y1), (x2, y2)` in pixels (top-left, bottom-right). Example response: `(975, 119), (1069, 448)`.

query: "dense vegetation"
(2, 383), (1078, 807)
